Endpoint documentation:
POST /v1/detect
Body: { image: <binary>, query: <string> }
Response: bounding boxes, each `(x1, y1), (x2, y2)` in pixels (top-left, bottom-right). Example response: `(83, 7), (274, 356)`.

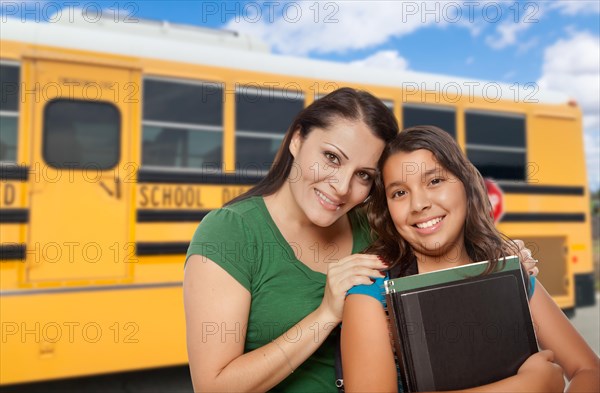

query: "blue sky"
(2, 0), (599, 190)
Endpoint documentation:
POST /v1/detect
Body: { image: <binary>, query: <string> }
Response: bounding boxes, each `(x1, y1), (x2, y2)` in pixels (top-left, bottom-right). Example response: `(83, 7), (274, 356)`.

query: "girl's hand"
(319, 254), (387, 322)
(517, 350), (565, 392)
(514, 239), (539, 277)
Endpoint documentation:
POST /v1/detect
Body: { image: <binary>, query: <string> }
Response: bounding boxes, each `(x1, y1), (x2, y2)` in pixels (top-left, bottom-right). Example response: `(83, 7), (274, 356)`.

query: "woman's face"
(383, 149), (468, 263)
(288, 118), (385, 227)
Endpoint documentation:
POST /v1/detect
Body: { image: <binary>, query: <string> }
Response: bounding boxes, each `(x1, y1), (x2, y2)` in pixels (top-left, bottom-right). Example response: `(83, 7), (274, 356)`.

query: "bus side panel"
(0, 287), (187, 385)
(529, 113), (594, 307)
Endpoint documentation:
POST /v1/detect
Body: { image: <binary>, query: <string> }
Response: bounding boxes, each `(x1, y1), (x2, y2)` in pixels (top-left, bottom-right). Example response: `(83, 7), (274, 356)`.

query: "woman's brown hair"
(366, 125), (521, 277)
(225, 87), (399, 206)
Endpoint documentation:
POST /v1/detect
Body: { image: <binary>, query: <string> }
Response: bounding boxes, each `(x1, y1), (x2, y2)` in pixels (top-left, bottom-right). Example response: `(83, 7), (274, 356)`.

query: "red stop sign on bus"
(485, 179), (504, 223)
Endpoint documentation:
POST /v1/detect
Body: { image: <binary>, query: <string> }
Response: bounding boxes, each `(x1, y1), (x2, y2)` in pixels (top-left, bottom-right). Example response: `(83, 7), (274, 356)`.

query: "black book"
(384, 256), (538, 392)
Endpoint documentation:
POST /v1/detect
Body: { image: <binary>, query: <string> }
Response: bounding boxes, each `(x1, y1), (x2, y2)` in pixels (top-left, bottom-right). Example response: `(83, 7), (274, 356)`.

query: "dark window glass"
(0, 116), (18, 162)
(403, 105), (456, 138)
(43, 100), (120, 169)
(236, 136), (283, 174)
(142, 78), (224, 169)
(466, 112), (525, 148)
(143, 79), (223, 126)
(466, 111), (526, 181)
(235, 87), (303, 171)
(236, 87), (304, 134)
(0, 65), (19, 112)
(466, 149), (526, 181)
(142, 126), (222, 168)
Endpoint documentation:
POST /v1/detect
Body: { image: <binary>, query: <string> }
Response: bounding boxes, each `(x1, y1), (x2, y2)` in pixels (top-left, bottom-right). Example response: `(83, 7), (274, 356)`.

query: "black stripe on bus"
(0, 209), (29, 223)
(0, 165), (29, 181)
(501, 213), (585, 223)
(0, 244), (25, 260)
(137, 209), (210, 223)
(498, 183), (584, 196)
(136, 242), (189, 256)
(1, 281), (183, 297)
(138, 168), (264, 185)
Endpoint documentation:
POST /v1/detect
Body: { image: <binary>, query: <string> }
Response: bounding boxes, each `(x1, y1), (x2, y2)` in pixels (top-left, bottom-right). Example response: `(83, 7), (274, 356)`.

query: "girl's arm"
(184, 253), (386, 392)
(342, 292), (566, 393)
(530, 281), (600, 392)
(342, 294), (398, 393)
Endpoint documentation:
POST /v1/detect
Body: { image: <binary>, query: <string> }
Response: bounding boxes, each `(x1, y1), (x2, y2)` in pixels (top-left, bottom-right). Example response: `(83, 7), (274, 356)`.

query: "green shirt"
(186, 196), (372, 392)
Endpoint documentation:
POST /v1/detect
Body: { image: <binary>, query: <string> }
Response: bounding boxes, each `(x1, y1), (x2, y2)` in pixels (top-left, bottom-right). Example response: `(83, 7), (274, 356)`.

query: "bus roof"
(2, 15), (570, 104)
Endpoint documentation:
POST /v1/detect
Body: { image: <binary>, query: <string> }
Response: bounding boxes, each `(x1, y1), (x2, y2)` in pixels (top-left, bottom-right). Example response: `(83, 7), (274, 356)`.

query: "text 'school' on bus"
(0, 13), (594, 385)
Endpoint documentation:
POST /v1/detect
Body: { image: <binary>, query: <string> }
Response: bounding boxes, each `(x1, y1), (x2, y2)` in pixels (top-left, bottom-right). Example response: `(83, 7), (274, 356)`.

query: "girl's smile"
(384, 149), (470, 267)
(412, 215), (446, 233)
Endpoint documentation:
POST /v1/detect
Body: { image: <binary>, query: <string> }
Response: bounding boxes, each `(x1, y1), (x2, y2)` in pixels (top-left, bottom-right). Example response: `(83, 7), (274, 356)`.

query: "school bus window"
(142, 78), (223, 169)
(0, 63), (19, 163)
(0, 116), (18, 162)
(142, 126), (222, 168)
(43, 99), (120, 169)
(465, 111), (526, 181)
(236, 86), (304, 173)
(403, 104), (456, 139)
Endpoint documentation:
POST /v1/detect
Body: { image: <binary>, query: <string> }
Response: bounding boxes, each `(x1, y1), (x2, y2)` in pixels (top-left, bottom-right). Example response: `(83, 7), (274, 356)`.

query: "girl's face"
(383, 149), (468, 263)
(288, 118), (385, 227)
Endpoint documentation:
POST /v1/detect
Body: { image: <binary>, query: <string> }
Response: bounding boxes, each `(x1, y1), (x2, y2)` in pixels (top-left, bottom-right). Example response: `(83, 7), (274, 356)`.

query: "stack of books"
(385, 256), (538, 392)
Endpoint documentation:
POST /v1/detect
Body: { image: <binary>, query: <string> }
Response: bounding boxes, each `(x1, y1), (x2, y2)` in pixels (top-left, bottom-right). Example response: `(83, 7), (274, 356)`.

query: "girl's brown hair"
(366, 125), (520, 277)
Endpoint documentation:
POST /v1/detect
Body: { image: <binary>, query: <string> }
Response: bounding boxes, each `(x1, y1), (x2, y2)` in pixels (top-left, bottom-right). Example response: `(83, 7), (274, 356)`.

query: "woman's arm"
(184, 253), (387, 392)
(530, 282), (600, 392)
(184, 255), (335, 392)
(342, 294), (398, 393)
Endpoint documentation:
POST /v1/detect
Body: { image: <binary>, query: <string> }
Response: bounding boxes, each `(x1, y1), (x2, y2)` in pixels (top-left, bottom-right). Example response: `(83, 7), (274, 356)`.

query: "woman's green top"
(186, 196), (372, 392)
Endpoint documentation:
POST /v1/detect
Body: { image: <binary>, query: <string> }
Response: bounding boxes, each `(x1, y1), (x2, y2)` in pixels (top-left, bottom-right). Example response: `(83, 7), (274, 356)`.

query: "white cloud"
(547, 1), (600, 16)
(226, 1), (457, 56)
(485, 20), (532, 50)
(517, 36), (540, 55)
(350, 50), (409, 70)
(538, 32), (600, 113)
(538, 32), (600, 191)
(228, 1), (565, 56)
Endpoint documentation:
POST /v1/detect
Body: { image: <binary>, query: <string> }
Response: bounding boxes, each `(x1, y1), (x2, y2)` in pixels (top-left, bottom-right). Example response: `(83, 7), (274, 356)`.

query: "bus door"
(26, 59), (137, 283)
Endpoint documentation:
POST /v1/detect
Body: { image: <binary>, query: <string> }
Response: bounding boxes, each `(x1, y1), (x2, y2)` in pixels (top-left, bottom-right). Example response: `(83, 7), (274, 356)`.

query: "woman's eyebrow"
(324, 142), (376, 171)
(324, 143), (348, 160)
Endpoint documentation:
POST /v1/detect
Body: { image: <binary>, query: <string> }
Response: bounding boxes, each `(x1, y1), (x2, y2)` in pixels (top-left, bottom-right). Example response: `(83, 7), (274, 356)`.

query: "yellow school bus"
(0, 13), (594, 385)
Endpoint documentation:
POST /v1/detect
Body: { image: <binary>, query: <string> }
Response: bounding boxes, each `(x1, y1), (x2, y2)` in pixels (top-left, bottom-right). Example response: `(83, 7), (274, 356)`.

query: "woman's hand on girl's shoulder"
(318, 253), (388, 322)
(514, 239), (539, 277)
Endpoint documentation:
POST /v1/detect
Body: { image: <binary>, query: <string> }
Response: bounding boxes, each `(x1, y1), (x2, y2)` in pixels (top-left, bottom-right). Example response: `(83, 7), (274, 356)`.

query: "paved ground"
(570, 293), (600, 356)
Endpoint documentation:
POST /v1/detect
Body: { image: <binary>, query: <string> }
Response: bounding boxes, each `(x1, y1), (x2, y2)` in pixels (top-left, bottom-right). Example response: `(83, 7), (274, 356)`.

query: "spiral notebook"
(384, 256), (538, 392)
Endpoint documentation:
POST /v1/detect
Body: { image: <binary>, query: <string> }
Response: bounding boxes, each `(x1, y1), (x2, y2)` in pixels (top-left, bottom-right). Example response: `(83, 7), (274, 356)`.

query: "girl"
(342, 125), (599, 392)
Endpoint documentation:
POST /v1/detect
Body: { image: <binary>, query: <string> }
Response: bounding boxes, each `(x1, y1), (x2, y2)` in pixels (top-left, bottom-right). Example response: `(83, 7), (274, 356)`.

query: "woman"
(184, 88), (398, 392)
(341, 125), (599, 392)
